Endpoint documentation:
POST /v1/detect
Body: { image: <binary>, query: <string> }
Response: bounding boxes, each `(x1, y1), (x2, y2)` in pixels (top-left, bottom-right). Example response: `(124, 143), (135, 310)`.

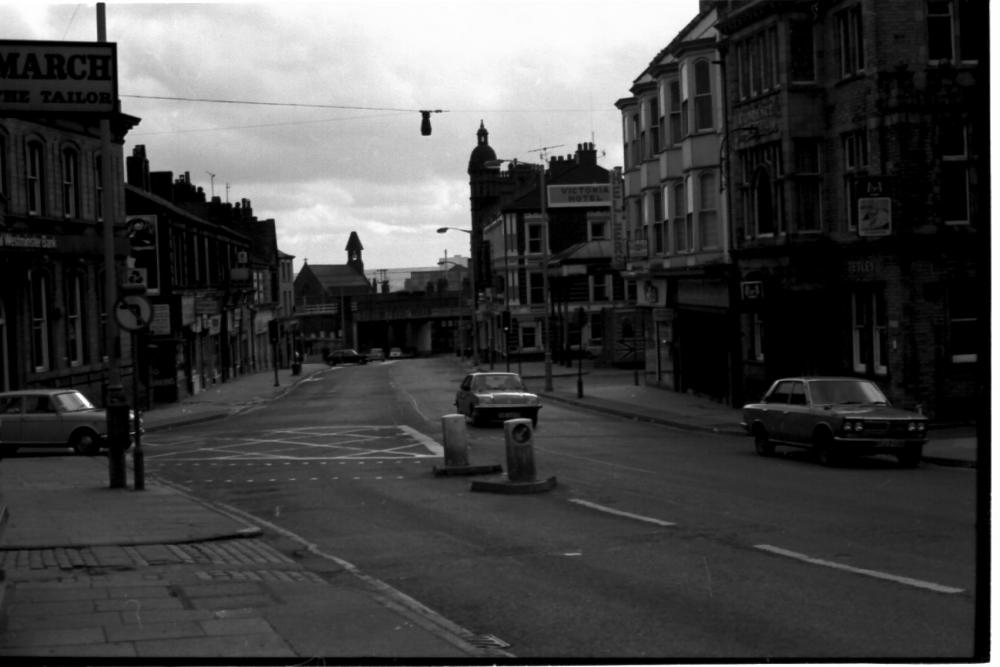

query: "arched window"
(26, 140), (45, 215)
(694, 60), (713, 131)
(93, 153), (104, 221)
(66, 272), (85, 366)
(29, 269), (51, 371)
(62, 146), (79, 219)
(0, 130), (8, 201)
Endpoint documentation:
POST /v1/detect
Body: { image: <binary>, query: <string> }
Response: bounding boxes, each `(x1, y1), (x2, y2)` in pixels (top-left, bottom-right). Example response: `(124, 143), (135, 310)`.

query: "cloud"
(10, 0), (699, 273)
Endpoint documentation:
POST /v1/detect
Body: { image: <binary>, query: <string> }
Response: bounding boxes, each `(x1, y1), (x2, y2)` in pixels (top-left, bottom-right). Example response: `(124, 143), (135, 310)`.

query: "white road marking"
(754, 544), (965, 594)
(568, 498), (676, 527)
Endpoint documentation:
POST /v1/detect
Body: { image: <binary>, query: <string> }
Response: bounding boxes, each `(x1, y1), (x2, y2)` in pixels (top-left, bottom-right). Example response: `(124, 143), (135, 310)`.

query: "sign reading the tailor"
(546, 183), (612, 208)
(0, 40), (117, 114)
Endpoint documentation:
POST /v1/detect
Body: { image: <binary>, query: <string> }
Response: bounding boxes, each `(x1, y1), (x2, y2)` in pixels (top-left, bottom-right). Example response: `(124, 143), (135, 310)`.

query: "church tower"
(346, 231), (364, 274)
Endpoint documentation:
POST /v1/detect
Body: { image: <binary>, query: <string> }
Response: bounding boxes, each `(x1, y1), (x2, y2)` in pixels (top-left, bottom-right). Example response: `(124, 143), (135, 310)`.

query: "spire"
(468, 120), (497, 174)
(346, 231), (364, 273)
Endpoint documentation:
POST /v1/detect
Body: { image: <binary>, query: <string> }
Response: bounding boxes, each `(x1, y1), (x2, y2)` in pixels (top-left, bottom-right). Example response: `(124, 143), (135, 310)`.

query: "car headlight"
(909, 421), (926, 432)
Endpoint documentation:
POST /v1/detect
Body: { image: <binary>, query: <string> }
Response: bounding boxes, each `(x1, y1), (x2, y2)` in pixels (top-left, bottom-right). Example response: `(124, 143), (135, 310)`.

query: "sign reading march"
(127, 214), (160, 295)
(0, 40), (118, 114)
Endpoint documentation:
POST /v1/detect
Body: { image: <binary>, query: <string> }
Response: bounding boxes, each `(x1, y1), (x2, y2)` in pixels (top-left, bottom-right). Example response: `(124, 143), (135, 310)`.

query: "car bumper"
(832, 436), (926, 453)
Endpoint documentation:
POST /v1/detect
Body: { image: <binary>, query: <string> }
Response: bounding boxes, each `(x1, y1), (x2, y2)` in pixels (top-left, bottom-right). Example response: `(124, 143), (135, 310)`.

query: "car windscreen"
(809, 380), (888, 405)
(53, 391), (96, 412)
(480, 375), (525, 391)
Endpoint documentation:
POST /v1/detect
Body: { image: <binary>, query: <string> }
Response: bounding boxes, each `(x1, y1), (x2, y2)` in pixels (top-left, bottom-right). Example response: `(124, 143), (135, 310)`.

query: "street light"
(482, 159), (554, 392)
(437, 227), (479, 367)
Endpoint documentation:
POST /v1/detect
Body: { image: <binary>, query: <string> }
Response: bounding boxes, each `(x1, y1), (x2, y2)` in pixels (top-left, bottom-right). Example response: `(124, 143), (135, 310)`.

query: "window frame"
(61, 146), (80, 219)
(66, 272), (85, 367)
(836, 5), (866, 78)
(29, 268), (51, 372)
(26, 139), (45, 216)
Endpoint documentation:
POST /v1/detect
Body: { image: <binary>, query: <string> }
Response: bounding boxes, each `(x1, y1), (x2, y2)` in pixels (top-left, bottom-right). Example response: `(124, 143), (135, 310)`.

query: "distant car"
(326, 349), (368, 365)
(0, 389), (140, 456)
(455, 372), (541, 427)
(367, 348), (386, 362)
(741, 377), (928, 467)
(389, 347), (404, 359)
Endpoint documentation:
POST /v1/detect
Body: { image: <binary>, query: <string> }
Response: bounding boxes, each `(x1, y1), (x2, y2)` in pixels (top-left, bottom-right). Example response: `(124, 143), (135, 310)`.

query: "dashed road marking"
(568, 498), (676, 527)
(754, 544), (965, 594)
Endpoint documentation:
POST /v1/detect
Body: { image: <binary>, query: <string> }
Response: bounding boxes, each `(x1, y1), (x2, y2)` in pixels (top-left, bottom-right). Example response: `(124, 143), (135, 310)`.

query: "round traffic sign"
(114, 295), (152, 331)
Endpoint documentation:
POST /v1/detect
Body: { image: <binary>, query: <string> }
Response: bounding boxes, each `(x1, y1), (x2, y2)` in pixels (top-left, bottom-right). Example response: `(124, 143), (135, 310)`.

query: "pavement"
(0, 355), (978, 660)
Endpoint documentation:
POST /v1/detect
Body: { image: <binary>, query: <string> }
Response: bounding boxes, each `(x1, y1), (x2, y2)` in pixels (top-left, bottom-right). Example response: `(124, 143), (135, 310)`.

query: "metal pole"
(541, 166), (553, 392)
(98, 3), (127, 489)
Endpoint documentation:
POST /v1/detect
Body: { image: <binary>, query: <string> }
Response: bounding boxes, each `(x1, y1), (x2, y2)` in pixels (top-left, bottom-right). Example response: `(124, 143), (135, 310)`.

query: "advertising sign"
(610, 167), (626, 270)
(126, 214), (159, 295)
(546, 183), (612, 208)
(0, 40), (118, 114)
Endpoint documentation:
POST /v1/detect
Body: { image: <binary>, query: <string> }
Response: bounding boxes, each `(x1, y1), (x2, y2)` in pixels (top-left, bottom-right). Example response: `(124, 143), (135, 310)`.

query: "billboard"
(126, 214), (160, 295)
(546, 183), (612, 208)
(0, 40), (118, 114)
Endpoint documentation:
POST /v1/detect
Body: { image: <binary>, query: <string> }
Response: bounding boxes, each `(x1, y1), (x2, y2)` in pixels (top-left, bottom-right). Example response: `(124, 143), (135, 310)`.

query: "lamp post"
(483, 159), (553, 392)
(437, 227), (478, 367)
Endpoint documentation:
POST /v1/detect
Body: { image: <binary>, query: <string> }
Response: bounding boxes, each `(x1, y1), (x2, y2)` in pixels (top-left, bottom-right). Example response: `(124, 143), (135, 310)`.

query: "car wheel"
(896, 446), (922, 468)
(70, 429), (101, 456)
(753, 427), (774, 457)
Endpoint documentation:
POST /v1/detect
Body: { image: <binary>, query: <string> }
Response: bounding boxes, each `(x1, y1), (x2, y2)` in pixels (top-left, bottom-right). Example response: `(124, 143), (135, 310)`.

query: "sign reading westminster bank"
(0, 40), (117, 114)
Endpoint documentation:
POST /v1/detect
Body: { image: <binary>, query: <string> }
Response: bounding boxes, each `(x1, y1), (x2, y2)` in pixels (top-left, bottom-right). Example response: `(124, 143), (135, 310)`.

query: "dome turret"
(467, 120), (497, 173)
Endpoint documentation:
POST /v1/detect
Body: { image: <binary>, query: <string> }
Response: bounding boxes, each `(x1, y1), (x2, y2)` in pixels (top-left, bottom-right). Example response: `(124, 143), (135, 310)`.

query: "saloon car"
(0, 389), (139, 456)
(455, 372), (541, 427)
(741, 377), (928, 467)
(326, 349), (368, 365)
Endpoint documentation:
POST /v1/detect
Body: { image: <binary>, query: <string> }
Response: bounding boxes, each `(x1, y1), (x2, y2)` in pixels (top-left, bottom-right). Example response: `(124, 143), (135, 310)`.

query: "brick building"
(0, 108), (139, 403)
(716, 0), (987, 420)
(617, 0), (986, 420)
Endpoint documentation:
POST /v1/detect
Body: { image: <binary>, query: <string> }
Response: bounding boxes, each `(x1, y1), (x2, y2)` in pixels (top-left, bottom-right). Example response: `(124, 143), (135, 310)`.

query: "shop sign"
(610, 167), (626, 270)
(546, 183), (612, 208)
(126, 214), (160, 295)
(0, 40), (118, 114)
(0, 232), (56, 249)
(741, 281), (764, 301)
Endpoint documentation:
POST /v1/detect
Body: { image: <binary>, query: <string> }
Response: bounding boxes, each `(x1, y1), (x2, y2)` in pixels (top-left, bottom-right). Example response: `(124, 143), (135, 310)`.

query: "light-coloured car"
(367, 348), (386, 362)
(454, 372), (541, 427)
(741, 377), (928, 467)
(0, 389), (139, 455)
(389, 347), (404, 359)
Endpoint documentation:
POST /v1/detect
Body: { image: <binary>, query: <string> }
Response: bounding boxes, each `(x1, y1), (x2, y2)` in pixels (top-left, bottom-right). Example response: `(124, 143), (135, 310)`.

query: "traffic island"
(432, 414), (503, 477)
(469, 418), (557, 495)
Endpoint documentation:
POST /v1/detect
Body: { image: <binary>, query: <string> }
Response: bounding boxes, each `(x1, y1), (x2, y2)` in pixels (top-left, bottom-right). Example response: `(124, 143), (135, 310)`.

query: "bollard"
(106, 401), (130, 489)
(504, 419), (536, 482)
(442, 414), (470, 468)
(470, 418), (556, 494)
(432, 414), (502, 477)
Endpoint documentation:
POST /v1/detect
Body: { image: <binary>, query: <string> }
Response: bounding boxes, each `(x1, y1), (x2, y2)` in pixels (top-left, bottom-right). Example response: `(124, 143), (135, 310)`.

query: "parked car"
(455, 372), (541, 427)
(741, 377), (928, 467)
(326, 349), (368, 365)
(367, 348), (386, 362)
(388, 347), (404, 359)
(0, 389), (140, 456)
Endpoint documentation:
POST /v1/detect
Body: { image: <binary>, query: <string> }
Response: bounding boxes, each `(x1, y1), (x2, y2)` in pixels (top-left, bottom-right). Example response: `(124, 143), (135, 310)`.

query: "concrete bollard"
(432, 414), (502, 477)
(504, 418), (536, 482)
(470, 418), (556, 494)
(441, 414), (470, 467)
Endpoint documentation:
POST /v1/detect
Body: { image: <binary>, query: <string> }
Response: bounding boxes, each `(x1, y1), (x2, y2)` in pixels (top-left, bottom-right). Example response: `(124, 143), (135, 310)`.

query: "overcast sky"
(7, 0), (699, 276)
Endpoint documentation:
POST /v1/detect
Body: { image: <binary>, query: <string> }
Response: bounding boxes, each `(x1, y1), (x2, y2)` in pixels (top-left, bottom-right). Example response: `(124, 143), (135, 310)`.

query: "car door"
(762, 381), (794, 443)
(21, 394), (58, 445)
(0, 395), (24, 444)
(782, 381), (814, 444)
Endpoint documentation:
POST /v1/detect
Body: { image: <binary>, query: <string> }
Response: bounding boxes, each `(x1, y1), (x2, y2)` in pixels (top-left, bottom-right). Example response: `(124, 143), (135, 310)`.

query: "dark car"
(454, 372), (541, 427)
(326, 349), (368, 365)
(0, 389), (140, 456)
(741, 377), (928, 467)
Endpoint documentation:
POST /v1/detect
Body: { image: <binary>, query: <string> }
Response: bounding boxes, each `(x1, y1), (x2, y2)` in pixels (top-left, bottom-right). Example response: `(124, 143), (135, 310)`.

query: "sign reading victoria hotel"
(0, 40), (117, 114)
